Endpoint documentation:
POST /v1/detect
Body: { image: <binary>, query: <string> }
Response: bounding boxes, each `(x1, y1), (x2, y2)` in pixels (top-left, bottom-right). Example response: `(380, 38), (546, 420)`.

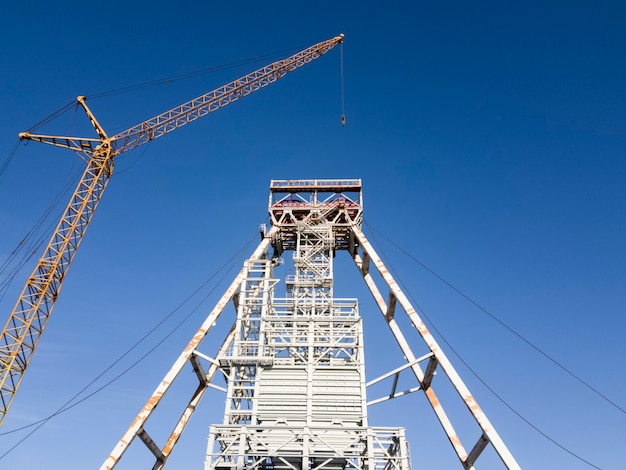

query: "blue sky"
(0, 1), (624, 469)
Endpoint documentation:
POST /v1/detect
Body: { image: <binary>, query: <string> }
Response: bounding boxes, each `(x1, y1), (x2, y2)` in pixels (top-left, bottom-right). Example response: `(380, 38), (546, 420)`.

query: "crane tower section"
(206, 179), (410, 470)
(0, 34), (343, 427)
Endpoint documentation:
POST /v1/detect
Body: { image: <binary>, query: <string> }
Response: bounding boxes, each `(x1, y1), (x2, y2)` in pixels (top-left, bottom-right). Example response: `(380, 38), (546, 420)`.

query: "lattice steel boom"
(0, 34), (344, 426)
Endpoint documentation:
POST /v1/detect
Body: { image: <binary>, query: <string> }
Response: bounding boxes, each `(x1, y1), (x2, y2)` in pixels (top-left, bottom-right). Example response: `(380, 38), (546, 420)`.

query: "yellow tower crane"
(0, 33), (344, 426)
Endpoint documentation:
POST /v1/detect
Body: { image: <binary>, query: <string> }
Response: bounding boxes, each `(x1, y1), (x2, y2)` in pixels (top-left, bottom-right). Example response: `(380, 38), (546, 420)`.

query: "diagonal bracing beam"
(100, 227), (277, 470)
(350, 225), (520, 470)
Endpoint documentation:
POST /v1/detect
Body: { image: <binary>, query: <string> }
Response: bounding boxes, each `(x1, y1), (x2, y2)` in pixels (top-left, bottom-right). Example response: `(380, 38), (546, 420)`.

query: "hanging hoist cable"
(340, 40), (346, 126)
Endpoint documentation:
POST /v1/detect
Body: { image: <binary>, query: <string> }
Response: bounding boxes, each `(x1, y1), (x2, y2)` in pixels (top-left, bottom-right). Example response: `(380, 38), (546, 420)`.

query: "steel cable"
(365, 222), (609, 469)
(0, 230), (258, 457)
(0, 141), (21, 185)
(0, 166), (83, 299)
(25, 100), (76, 133)
(87, 47), (305, 101)
(365, 220), (625, 415)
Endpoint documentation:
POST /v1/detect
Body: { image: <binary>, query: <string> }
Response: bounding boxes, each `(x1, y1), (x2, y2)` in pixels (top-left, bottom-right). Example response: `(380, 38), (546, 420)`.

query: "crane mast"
(0, 34), (344, 426)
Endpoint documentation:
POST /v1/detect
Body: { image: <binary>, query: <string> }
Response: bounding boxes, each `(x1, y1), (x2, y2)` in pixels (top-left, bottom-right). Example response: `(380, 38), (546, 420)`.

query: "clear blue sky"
(0, 1), (624, 469)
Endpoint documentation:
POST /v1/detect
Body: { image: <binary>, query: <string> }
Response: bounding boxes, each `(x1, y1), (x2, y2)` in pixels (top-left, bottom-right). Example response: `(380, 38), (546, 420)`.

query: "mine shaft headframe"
(268, 179), (362, 253)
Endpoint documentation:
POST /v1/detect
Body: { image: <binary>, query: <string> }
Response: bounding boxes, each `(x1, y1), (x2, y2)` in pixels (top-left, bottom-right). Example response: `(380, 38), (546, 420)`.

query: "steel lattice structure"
(100, 179), (519, 470)
(0, 35), (344, 426)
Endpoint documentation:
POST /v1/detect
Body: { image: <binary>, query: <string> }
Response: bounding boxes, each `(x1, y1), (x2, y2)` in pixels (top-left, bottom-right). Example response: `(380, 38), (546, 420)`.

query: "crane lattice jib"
(111, 35), (343, 154)
(0, 149), (114, 425)
(0, 34), (344, 426)
(18, 34), (344, 159)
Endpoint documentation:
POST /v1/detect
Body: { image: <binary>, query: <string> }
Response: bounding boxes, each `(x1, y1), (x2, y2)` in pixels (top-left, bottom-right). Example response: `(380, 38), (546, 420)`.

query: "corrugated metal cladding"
(257, 367), (363, 426)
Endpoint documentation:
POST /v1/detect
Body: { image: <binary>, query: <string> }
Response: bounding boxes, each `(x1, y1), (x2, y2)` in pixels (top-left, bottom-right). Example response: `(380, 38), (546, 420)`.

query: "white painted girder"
(100, 227), (278, 470)
(351, 225), (520, 470)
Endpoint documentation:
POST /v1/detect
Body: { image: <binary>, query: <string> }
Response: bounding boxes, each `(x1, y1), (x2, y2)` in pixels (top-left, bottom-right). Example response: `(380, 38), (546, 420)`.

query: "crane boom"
(111, 34), (343, 154)
(0, 34), (344, 426)
(19, 34), (344, 158)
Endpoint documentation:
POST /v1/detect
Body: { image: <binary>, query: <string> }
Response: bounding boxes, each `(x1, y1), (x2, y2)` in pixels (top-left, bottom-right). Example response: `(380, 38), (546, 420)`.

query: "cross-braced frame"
(100, 179), (518, 470)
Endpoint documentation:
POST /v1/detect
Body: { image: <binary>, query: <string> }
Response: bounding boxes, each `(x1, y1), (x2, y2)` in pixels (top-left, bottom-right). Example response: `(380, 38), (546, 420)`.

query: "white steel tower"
(206, 180), (409, 470)
(102, 179), (519, 470)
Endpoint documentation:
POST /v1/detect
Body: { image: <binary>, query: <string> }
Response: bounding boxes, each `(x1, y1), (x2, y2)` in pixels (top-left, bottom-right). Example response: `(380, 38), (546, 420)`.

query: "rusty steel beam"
(351, 225), (520, 470)
(154, 329), (236, 470)
(100, 228), (276, 470)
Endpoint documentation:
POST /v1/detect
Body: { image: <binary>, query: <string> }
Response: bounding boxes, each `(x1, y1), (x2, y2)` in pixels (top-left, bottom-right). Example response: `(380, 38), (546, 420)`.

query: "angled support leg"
(101, 227), (277, 469)
(351, 225), (519, 470)
(153, 327), (236, 470)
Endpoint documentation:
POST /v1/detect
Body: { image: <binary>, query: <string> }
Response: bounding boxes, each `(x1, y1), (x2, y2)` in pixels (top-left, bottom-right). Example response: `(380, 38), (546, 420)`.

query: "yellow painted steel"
(0, 34), (344, 426)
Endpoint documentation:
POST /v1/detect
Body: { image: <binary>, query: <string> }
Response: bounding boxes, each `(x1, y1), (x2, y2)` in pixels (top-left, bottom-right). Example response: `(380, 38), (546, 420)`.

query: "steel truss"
(1, 34), (343, 427)
(207, 425), (408, 470)
(101, 179), (518, 470)
(206, 214), (409, 470)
